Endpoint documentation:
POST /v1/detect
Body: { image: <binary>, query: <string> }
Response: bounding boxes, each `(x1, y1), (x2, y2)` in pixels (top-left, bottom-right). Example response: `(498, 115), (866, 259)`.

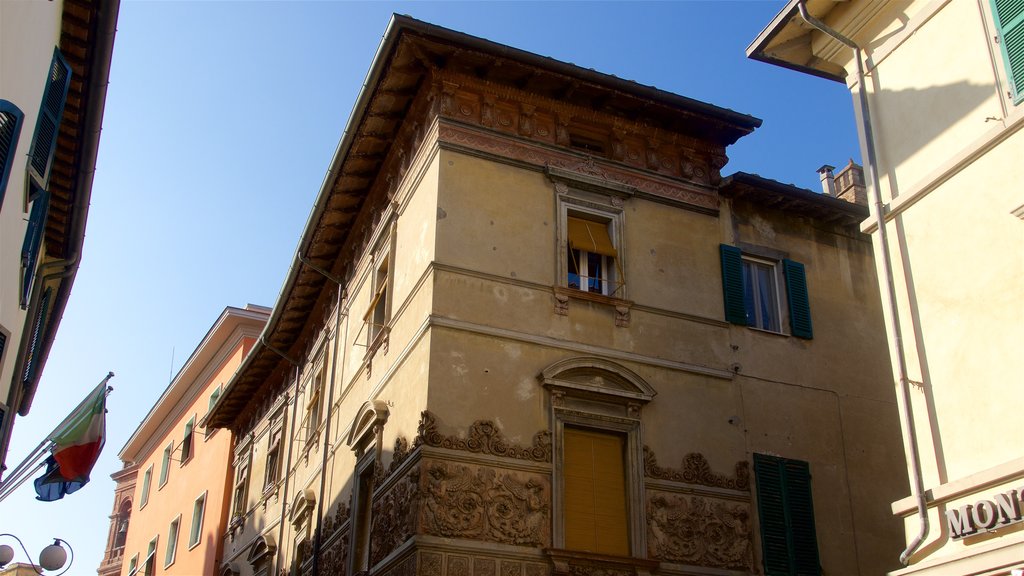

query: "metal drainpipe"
(313, 285), (346, 576)
(277, 363), (302, 575)
(796, 1), (929, 565)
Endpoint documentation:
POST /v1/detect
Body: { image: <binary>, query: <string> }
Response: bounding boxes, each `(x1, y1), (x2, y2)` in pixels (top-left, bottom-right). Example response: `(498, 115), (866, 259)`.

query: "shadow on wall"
(868, 79), (996, 197)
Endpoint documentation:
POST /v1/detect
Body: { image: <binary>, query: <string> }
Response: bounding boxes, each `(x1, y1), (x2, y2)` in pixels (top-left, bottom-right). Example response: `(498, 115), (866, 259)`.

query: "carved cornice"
(415, 410), (552, 462)
(643, 447), (750, 491)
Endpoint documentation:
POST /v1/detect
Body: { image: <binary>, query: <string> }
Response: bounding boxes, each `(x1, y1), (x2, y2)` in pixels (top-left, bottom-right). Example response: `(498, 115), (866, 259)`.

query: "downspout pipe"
(277, 363), (302, 576)
(312, 285), (346, 576)
(795, 1), (929, 566)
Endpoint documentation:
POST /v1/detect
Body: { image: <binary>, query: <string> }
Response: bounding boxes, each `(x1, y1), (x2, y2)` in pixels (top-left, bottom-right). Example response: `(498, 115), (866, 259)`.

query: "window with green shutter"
(20, 188), (50, 308)
(27, 48), (72, 187)
(753, 454), (821, 576)
(720, 245), (813, 339)
(992, 0), (1024, 103)
(0, 100), (24, 209)
(22, 288), (51, 386)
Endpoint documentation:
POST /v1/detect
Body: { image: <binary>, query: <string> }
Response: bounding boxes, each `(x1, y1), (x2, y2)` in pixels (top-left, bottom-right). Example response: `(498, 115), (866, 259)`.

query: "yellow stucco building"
(100, 306), (268, 576)
(750, 1), (1024, 574)
(0, 0), (119, 481)
(207, 16), (909, 576)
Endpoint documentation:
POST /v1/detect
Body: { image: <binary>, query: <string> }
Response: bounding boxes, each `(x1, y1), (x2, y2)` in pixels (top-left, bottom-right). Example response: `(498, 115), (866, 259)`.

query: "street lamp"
(0, 534), (73, 575)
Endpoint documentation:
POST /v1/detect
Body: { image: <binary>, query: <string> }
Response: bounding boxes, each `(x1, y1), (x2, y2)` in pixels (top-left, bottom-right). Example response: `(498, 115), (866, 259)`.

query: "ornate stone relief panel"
(419, 459), (551, 547)
(371, 465), (420, 565)
(646, 491), (752, 571)
(415, 410), (552, 463)
(643, 447), (749, 491)
(430, 71), (724, 188)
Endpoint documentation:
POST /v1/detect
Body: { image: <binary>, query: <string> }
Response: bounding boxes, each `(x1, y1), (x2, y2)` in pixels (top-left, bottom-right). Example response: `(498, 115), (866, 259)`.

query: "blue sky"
(2, 1), (859, 572)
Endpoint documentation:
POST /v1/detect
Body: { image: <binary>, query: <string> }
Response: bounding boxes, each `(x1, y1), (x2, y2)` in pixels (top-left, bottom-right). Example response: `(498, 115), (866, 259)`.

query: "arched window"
(114, 500), (132, 549)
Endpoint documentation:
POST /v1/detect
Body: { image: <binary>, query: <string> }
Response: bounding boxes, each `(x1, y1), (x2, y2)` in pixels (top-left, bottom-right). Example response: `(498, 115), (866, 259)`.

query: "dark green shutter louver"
(23, 288), (52, 386)
(21, 189), (50, 307)
(27, 48), (72, 187)
(720, 244), (747, 325)
(783, 259), (813, 339)
(754, 454), (821, 576)
(993, 0), (1024, 103)
(0, 100), (25, 208)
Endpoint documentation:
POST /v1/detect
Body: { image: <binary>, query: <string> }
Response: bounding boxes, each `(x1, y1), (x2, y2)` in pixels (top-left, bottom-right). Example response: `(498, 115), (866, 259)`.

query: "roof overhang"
(746, 0), (848, 83)
(16, 0), (121, 416)
(720, 171), (867, 227)
(208, 15), (764, 431)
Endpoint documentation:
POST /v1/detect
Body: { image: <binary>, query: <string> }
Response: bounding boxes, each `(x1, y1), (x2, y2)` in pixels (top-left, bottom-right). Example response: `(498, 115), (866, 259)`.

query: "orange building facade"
(99, 305), (268, 576)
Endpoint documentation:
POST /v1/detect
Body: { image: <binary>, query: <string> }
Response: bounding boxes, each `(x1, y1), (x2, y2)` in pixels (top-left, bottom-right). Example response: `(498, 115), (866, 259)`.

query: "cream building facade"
(208, 16), (908, 576)
(0, 0), (119, 478)
(103, 305), (268, 576)
(749, 1), (1024, 574)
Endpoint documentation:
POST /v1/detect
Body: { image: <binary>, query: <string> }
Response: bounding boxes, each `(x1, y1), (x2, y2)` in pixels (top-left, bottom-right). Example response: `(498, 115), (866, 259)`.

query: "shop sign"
(946, 486), (1023, 540)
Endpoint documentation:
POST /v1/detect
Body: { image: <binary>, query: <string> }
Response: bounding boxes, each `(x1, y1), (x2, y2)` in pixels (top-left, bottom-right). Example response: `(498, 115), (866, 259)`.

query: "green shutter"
(23, 288), (52, 386)
(20, 189), (50, 307)
(27, 48), (72, 186)
(785, 459), (821, 576)
(720, 244), (747, 325)
(754, 454), (821, 576)
(0, 100), (25, 208)
(992, 0), (1024, 103)
(783, 259), (813, 340)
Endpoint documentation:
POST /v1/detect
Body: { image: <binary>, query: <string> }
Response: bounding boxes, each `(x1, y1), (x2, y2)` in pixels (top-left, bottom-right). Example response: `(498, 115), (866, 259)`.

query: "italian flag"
(48, 381), (107, 483)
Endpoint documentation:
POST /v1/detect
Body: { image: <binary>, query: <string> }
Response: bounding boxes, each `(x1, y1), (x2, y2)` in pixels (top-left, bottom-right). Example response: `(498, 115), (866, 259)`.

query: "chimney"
(817, 164), (836, 196)
(833, 160), (867, 206)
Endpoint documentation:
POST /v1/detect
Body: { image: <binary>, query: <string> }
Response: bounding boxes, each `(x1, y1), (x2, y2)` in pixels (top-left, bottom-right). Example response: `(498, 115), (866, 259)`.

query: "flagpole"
(45, 372), (115, 442)
(0, 441), (49, 502)
(0, 372), (114, 503)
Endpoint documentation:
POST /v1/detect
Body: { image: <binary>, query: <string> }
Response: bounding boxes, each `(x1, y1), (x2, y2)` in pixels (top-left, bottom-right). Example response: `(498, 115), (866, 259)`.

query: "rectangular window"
(365, 254), (390, 348)
(350, 458), (376, 573)
(742, 257), (781, 332)
(208, 385), (222, 413)
(264, 426), (282, 492)
(139, 465), (153, 508)
(127, 555), (138, 576)
(0, 100), (24, 208)
(20, 188), (50, 307)
(753, 454), (821, 576)
(189, 493), (206, 548)
(232, 456), (250, 518)
(305, 366), (324, 445)
(720, 245), (813, 339)
(563, 427), (629, 556)
(566, 215), (621, 296)
(27, 48), (71, 187)
(180, 417), (195, 464)
(144, 537), (157, 576)
(991, 0), (1024, 103)
(159, 442), (172, 487)
(164, 517), (179, 568)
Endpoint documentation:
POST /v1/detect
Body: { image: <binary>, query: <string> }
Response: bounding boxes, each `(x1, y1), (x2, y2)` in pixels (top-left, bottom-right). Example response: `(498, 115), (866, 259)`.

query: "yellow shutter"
(567, 217), (617, 257)
(563, 428), (629, 556)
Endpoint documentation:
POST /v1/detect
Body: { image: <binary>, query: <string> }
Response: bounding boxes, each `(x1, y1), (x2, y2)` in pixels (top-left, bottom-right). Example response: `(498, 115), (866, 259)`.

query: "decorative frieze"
(419, 459), (551, 547)
(371, 466), (421, 565)
(643, 446), (750, 491)
(437, 122), (718, 213)
(646, 491), (752, 571)
(415, 411), (552, 463)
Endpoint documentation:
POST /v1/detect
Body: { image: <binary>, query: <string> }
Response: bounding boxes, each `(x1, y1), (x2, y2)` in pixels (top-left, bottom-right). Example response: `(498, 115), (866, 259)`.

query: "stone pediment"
(539, 356), (656, 404)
